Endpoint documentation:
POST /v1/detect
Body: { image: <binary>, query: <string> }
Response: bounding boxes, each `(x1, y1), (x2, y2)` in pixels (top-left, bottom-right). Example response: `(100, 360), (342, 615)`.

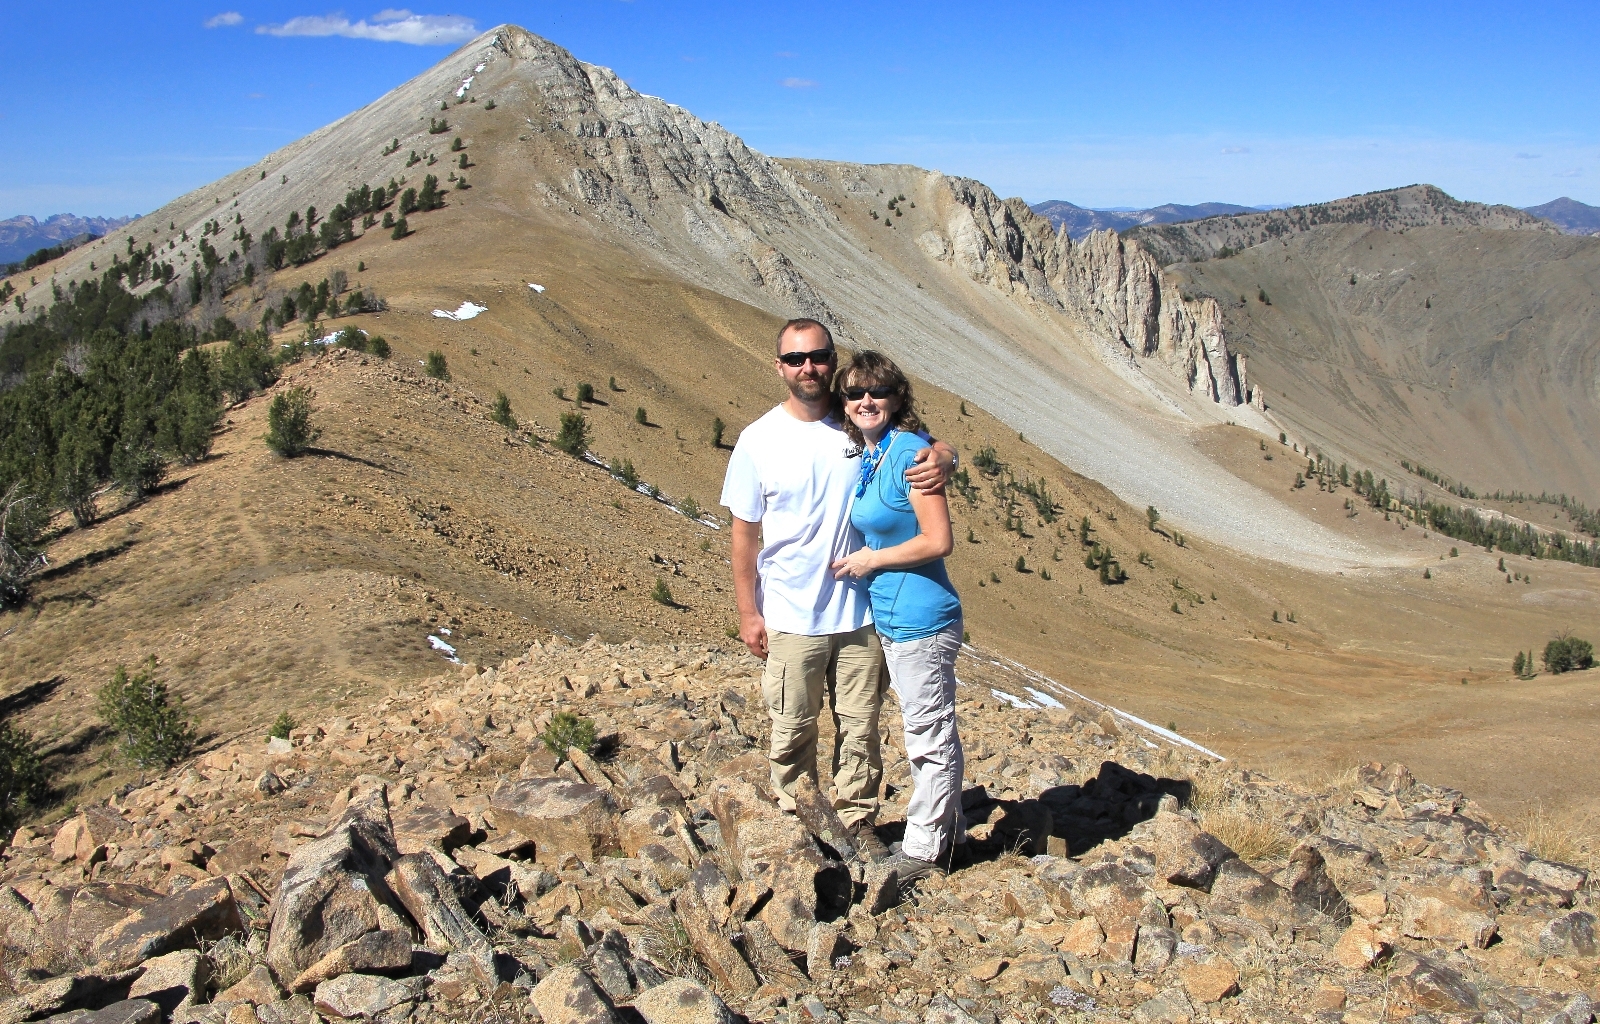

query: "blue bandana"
(856, 428), (898, 498)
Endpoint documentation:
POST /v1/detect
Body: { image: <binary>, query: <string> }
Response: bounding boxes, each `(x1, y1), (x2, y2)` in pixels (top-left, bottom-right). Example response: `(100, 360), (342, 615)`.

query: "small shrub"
(1171, 601), (1181, 614)
(491, 392), (518, 429)
(1544, 636), (1595, 674)
(1014, 556), (1026, 573)
(484, 98), (496, 110)
(635, 407), (648, 426)
(1271, 610), (1280, 622)
(554, 412), (589, 456)
(576, 382), (595, 405)
(1449, 547), (1458, 557)
(541, 711), (597, 761)
(651, 578), (675, 606)
(368, 336), (391, 358)
(97, 657), (199, 769)
(1513, 651), (1526, 676)
(1039, 567), (1051, 581)
(390, 216), (409, 239)
(712, 416), (725, 447)
(0, 721), (47, 833)
(609, 376), (621, 391)
(677, 495), (703, 520)
(1146, 505), (1160, 531)
(552, 386), (568, 401)
(425, 351), (449, 380)
(265, 386), (321, 457)
(269, 712), (296, 740)
(1423, 567), (1431, 579)
(610, 457), (639, 489)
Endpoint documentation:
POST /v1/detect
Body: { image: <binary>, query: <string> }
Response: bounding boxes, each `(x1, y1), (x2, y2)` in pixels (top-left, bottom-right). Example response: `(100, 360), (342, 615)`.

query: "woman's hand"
(831, 548), (878, 580)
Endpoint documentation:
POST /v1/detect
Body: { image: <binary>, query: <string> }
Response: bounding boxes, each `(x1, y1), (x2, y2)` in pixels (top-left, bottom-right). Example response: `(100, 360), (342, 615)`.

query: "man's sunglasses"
(778, 348), (836, 367)
(842, 385), (896, 401)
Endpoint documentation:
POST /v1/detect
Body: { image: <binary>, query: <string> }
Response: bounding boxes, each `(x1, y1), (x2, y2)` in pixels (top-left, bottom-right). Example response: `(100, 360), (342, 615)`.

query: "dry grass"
(1195, 801), (1295, 864)
(634, 915), (711, 987)
(1181, 766), (1294, 863)
(1511, 804), (1599, 872)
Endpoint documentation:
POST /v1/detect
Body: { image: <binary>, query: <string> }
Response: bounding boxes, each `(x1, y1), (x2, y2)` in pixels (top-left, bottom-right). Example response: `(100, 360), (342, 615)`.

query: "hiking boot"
(847, 821), (889, 862)
(887, 851), (946, 894)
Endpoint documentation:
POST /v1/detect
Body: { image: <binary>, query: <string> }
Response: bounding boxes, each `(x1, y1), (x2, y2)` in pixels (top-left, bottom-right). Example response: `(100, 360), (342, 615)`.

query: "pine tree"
(264, 386), (320, 457)
(425, 351), (449, 380)
(555, 412), (589, 456)
(491, 391), (517, 429)
(712, 416), (725, 447)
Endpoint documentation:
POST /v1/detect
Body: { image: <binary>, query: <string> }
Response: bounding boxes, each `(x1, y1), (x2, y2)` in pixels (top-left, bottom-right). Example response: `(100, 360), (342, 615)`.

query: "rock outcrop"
(0, 637), (1593, 1024)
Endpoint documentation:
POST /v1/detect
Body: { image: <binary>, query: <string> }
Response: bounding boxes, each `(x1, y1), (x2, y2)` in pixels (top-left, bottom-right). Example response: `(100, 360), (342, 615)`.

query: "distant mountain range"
(1032, 195), (1600, 241)
(1522, 197), (1600, 236)
(0, 214), (139, 266)
(1029, 200), (1266, 239)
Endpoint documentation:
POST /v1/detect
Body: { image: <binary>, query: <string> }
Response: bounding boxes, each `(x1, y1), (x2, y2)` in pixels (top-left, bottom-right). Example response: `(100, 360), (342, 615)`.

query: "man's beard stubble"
(786, 371), (831, 402)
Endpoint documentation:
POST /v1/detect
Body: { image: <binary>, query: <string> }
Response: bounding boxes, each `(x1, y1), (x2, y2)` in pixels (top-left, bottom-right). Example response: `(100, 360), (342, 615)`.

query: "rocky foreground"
(1, 638), (1595, 1024)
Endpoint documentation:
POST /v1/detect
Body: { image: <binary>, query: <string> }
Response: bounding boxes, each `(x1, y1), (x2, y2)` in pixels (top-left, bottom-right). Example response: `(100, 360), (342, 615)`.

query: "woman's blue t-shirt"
(849, 430), (962, 642)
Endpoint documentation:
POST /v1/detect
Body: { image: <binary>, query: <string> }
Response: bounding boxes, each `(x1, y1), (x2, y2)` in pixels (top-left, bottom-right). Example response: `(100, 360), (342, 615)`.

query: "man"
(720, 318), (955, 859)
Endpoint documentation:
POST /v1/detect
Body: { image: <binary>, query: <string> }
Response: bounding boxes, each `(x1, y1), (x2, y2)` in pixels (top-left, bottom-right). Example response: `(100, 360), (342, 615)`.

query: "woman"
(829, 351), (965, 886)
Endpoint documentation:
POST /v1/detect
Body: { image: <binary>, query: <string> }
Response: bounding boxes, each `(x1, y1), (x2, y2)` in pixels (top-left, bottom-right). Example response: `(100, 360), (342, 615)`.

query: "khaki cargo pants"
(762, 624), (885, 826)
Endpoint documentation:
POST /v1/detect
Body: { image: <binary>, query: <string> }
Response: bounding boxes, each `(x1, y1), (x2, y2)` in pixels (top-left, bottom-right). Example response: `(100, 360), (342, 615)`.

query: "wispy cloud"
(1221, 146), (1250, 154)
(257, 9), (477, 45)
(204, 11), (244, 28)
(1516, 152), (1541, 159)
(781, 77), (817, 89)
(1555, 168), (1583, 178)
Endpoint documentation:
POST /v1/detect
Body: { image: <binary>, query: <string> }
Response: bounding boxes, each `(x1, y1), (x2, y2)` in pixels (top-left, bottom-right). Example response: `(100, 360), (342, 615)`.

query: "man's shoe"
(887, 851), (946, 894)
(847, 821), (889, 863)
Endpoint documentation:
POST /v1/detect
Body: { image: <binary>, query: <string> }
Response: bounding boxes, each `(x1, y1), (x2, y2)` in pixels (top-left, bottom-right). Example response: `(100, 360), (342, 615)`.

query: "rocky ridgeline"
(0, 639), (1595, 1024)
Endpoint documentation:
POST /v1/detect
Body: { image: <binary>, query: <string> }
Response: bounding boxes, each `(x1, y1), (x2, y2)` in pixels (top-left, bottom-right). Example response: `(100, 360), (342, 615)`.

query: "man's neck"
(781, 394), (832, 423)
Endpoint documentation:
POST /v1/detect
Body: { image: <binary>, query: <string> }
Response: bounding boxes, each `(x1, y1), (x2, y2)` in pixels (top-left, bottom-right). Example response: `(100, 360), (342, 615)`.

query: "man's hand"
(730, 516), (767, 659)
(739, 612), (769, 660)
(906, 439), (956, 493)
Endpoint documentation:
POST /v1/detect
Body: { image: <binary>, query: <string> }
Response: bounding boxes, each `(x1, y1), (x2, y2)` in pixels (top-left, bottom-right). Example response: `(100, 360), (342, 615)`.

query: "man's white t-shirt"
(720, 405), (872, 637)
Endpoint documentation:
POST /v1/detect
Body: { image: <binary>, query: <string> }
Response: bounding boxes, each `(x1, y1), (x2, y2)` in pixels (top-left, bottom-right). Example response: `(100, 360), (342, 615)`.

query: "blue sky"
(4, 1), (1596, 219)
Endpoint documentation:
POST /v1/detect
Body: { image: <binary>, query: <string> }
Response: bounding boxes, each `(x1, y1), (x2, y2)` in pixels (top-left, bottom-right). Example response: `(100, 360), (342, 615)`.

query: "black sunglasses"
(842, 385), (896, 401)
(778, 347), (836, 367)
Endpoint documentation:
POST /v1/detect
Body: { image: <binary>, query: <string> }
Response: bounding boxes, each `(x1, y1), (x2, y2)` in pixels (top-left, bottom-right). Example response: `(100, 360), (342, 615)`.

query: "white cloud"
(1516, 152), (1541, 159)
(204, 11), (244, 28)
(781, 77), (817, 89)
(257, 10), (477, 45)
(1555, 168), (1583, 178)
(1220, 146), (1250, 154)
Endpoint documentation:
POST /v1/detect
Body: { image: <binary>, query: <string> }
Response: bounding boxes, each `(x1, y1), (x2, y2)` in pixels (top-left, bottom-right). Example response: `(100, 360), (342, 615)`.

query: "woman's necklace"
(856, 428), (898, 497)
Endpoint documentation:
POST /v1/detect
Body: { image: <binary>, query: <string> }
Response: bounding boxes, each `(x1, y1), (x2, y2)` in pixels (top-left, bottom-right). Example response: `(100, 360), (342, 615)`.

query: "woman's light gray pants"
(881, 621), (966, 862)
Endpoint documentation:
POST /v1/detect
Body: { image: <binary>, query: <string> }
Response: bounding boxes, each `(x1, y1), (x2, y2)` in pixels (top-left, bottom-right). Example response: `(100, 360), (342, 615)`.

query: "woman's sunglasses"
(842, 385), (896, 401)
(778, 348), (836, 367)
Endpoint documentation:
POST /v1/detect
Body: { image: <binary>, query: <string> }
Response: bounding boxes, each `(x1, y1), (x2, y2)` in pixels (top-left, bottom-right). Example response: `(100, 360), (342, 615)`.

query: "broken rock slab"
(0, 970), (139, 1024)
(311, 974), (414, 1020)
(488, 777), (619, 863)
(40, 999), (161, 1024)
(92, 877), (243, 972)
(1124, 812), (1234, 890)
(217, 966), (284, 1005)
(288, 929), (414, 993)
(127, 950), (210, 1018)
(631, 978), (737, 1024)
(266, 780), (404, 984)
(529, 966), (620, 1024)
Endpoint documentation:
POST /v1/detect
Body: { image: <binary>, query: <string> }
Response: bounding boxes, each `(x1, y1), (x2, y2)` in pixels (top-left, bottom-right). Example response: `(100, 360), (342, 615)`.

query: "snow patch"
(433, 302), (487, 321)
(990, 688), (1033, 710)
(428, 635), (460, 662)
(528, 283), (546, 293)
(474, 62), (486, 73)
(456, 75), (475, 97)
(1025, 687), (1064, 709)
(967, 646), (1225, 761)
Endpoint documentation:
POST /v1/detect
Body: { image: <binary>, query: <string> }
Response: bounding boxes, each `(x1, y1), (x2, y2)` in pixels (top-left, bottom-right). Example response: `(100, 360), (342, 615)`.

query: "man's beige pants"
(761, 625), (884, 826)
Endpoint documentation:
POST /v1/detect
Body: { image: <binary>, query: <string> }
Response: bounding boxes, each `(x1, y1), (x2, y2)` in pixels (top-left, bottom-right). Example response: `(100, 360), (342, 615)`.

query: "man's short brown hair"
(775, 317), (834, 356)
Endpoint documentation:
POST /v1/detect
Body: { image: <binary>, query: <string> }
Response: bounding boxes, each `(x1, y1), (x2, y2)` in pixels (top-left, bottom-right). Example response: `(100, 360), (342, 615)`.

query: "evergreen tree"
(491, 391), (517, 429)
(555, 412), (589, 456)
(264, 386), (320, 457)
(391, 216), (409, 240)
(424, 351), (449, 379)
(712, 416), (725, 447)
